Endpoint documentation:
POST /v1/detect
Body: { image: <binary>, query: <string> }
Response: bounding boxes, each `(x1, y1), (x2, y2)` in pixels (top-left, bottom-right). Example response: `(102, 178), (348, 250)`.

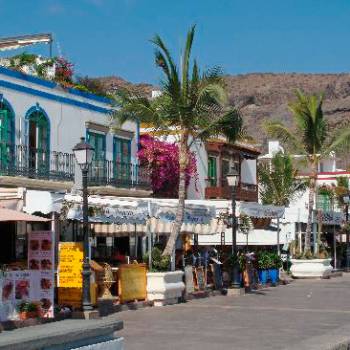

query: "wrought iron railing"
(88, 159), (150, 189)
(0, 144), (75, 181)
(0, 143), (150, 189)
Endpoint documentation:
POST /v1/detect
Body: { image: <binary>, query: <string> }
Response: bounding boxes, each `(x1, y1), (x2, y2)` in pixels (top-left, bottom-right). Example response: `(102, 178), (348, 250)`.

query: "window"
(208, 156), (217, 187)
(0, 103), (14, 169)
(114, 137), (131, 185)
(87, 131), (106, 180)
(26, 108), (50, 173)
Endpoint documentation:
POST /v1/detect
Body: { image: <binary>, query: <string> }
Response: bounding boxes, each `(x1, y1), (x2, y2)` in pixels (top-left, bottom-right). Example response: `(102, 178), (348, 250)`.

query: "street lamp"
(227, 167), (240, 289)
(343, 194), (350, 272)
(73, 137), (94, 311)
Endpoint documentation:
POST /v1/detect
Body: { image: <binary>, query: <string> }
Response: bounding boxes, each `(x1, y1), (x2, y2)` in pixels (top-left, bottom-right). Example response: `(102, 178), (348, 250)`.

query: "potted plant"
(257, 251), (270, 285)
(17, 301), (41, 320)
(143, 247), (185, 307)
(269, 253), (282, 286)
(290, 250), (332, 278)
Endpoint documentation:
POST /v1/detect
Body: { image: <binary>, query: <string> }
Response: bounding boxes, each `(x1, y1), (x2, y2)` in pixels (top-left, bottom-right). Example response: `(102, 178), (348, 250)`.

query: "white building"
(259, 141), (350, 253)
(0, 65), (151, 263)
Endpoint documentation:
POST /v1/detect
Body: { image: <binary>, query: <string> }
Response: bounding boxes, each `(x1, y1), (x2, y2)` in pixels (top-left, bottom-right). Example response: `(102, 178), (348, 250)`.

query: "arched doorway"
(0, 97), (15, 170)
(25, 105), (50, 174)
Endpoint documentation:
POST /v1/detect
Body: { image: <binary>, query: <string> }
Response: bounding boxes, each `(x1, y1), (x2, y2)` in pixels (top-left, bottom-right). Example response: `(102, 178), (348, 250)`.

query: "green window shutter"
(113, 137), (131, 183)
(208, 157), (217, 186)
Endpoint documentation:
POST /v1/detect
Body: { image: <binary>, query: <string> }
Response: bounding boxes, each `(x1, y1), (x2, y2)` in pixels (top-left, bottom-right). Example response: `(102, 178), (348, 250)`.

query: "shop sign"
(118, 264), (147, 303)
(153, 204), (216, 225)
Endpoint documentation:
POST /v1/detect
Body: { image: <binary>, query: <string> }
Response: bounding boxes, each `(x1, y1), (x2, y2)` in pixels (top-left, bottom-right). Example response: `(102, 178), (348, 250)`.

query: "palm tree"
(265, 90), (350, 254)
(258, 152), (306, 207)
(112, 25), (243, 258)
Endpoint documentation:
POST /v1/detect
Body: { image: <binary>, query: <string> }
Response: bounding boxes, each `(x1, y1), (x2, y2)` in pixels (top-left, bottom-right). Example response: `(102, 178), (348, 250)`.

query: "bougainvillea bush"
(138, 135), (197, 198)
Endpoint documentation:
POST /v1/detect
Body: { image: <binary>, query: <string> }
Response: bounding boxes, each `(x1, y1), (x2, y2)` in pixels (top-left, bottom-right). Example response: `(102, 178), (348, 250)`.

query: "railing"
(88, 159), (150, 189)
(205, 177), (258, 202)
(0, 144), (75, 181)
(0, 143), (151, 189)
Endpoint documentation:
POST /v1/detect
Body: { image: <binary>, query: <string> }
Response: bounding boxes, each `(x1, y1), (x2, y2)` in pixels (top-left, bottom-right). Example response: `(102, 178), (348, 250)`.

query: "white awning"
(198, 228), (288, 246)
(64, 194), (222, 236)
(24, 190), (64, 214)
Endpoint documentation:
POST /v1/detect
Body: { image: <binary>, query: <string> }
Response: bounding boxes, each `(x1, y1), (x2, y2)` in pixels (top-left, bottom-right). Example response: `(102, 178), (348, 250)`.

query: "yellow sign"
(58, 287), (82, 308)
(58, 242), (83, 288)
(118, 264), (147, 303)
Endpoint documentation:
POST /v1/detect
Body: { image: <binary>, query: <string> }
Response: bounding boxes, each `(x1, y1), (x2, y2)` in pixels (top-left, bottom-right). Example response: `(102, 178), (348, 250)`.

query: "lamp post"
(343, 194), (350, 272)
(73, 137), (94, 311)
(227, 168), (240, 289)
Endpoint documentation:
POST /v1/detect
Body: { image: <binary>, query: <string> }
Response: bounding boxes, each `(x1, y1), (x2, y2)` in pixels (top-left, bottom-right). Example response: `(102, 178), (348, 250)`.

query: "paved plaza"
(114, 274), (350, 350)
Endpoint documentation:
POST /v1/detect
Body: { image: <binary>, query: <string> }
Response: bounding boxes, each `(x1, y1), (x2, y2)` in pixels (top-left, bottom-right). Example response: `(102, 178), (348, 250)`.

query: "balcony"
(0, 144), (150, 190)
(205, 177), (258, 202)
(88, 159), (150, 189)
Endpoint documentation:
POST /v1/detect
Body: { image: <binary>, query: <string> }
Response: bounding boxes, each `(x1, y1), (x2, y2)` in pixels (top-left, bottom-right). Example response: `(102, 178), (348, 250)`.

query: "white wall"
(0, 71), (138, 162)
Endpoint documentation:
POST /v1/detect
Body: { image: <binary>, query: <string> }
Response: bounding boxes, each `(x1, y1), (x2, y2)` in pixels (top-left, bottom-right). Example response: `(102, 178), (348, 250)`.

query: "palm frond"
(324, 127), (350, 156)
(264, 120), (306, 155)
(181, 25), (196, 99)
(195, 108), (243, 143)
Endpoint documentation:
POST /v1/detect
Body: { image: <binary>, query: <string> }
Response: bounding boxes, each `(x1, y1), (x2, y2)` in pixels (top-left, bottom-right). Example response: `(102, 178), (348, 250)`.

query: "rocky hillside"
(96, 73), (350, 149)
(225, 73), (350, 146)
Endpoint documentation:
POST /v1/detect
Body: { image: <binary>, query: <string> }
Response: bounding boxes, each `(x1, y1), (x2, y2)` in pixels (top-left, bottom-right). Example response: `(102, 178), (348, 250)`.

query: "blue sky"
(1, 0), (350, 84)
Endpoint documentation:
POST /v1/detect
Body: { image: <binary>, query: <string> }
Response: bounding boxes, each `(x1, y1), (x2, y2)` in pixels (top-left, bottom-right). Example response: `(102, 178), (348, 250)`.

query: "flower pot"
(269, 269), (278, 286)
(290, 258), (333, 279)
(147, 271), (185, 307)
(19, 311), (38, 320)
(258, 269), (268, 285)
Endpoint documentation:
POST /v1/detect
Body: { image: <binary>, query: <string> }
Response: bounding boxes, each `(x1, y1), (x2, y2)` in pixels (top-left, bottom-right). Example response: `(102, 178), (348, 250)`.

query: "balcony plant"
(112, 25), (243, 260)
(265, 90), (350, 273)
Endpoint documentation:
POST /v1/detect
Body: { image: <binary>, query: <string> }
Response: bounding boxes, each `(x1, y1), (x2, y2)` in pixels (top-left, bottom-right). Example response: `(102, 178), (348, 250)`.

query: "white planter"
(290, 258), (333, 278)
(147, 271), (185, 307)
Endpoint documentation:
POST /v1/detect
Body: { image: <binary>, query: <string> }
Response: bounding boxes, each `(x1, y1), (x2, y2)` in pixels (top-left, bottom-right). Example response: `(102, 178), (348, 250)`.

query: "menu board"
(1, 270), (54, 319)
(27, 231), (55, 318)
(58, 242), (83, 288)
(118, 264), (147, 303)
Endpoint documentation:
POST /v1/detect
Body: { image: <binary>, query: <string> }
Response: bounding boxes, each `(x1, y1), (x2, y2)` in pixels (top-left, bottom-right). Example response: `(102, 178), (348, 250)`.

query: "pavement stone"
(110, 274), (350, 350)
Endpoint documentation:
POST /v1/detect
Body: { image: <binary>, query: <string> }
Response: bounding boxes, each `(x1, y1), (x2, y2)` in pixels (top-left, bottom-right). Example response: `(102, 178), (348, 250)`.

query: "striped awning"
(90, 217), (224, 237)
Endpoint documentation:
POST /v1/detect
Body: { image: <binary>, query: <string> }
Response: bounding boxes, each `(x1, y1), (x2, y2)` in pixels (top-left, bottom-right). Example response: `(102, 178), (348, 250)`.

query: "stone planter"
(290, 258), (333, 279)
(147, 271), (185, 307)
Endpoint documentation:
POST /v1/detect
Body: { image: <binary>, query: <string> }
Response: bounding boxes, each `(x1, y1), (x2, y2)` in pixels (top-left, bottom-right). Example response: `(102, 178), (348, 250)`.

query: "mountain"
(224, 73), (350, 147)
(95, 73), (350, 152)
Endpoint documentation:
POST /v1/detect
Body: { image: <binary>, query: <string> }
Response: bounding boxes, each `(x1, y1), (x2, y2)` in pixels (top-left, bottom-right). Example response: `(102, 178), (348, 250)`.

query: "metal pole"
(231, 185), (240, 289)
(82, 168), (92, 311)
(346, 204), (350, 272)
(277, 217), (280, 256)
